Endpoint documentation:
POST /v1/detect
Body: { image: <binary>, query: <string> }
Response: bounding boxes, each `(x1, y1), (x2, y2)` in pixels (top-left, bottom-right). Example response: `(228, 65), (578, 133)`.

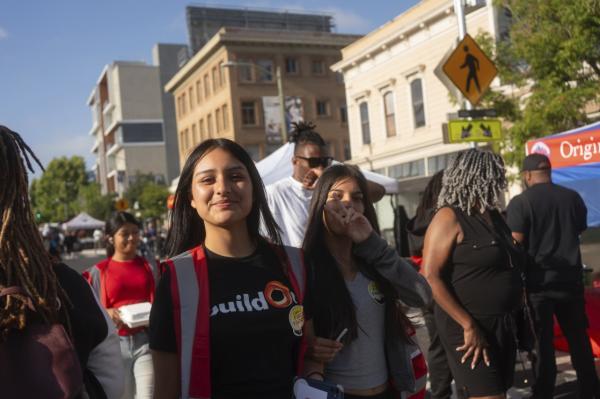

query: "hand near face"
(302, 168), (323, 190)
(323, 199), (373, 243)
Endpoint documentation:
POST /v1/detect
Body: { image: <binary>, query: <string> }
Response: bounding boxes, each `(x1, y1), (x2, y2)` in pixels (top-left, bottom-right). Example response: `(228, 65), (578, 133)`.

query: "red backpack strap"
(169, 246), (211, 399)
(189, 246), (211, 398)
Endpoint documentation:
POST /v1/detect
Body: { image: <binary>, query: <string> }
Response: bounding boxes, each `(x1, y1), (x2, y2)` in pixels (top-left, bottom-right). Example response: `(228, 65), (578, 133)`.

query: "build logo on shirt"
(210, 280), (304, 336)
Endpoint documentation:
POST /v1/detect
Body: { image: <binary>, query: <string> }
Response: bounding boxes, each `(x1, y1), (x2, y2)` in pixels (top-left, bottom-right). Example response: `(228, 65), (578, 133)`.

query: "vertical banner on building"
(262, 96), (304, 144)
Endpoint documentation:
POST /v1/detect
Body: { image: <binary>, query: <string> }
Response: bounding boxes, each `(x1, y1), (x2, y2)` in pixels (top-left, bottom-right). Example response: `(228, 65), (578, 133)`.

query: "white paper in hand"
(293, 378), (328, 399)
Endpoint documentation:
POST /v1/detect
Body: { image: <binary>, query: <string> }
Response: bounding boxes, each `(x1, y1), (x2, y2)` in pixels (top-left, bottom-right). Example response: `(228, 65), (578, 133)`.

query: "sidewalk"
(62, 249), (105, 274)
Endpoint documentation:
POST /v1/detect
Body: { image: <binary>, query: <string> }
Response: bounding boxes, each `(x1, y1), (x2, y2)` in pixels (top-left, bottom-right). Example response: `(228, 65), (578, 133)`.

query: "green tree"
(478, 0), (600, 166)
(31, 156), (88, 222)
(138, 182), (169, 219)
(76, 183), (116, 221)
(124, 173), (160, 208)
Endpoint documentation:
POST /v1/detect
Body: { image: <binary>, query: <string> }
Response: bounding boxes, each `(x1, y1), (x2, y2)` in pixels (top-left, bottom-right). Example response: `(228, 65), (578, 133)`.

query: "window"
(383, 92), (397, 137)
(189, 87), (194, 110)
(340, 104), (348, 123)
(241, 101), (257, 125)
(389, 159), (426, 179)
(285, 57), (299, 74)
(335, 71), (344, 84)
(215, 108), (222, 133)
(239, 59), (253, 82)
(196, 80), (202, 103)
(343, 141), (351, 160)
(359, 102), (371, 144)
(199, 118), (205, 140)
(410, 78), (426, 128)
(191, 124), (198, 144)
(212, 67), (218, 93)
(256, 59), (273, 82)
(181, 93), (187, 115)
(218, 61), (225, 86)
(427, 152), (459, 174)
(177, 96), (183, 117)
(222, 104), (229, 131)
(207, 114), (213, 137)
(316, 100), (329, 117)
(204, 74), (210, 98)
(312, 59), (325, 75)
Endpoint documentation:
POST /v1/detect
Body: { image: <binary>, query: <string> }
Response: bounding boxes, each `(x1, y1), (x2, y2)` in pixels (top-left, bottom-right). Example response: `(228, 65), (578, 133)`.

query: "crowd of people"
(0, 121), (598, 399)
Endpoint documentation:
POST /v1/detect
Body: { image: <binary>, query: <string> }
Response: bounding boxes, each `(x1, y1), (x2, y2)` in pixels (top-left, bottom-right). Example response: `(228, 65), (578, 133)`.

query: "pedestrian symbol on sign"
(441, 34), (497, 106)
(460, 46), (481, 93)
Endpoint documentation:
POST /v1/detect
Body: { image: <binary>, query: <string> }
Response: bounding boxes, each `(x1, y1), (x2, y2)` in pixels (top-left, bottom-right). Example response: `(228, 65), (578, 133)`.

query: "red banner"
(526, 127), (600, 169)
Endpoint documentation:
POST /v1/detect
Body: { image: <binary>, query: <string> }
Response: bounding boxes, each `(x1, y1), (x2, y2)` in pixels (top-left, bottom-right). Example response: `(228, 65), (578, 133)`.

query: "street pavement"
(64, 250), (598, 398)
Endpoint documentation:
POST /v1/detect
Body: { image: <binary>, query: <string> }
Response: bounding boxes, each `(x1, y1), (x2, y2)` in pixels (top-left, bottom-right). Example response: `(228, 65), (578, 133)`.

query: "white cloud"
(0, 27), (8, 40)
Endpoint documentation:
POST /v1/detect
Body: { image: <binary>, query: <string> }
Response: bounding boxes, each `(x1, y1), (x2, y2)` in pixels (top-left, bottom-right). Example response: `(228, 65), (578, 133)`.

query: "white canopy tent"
(62, 212), (105, 231)
(256, 142), (399, 194)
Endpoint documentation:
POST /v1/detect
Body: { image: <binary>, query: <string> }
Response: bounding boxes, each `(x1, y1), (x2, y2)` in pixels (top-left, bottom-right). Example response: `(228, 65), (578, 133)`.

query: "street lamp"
(221, 60), (287, 143)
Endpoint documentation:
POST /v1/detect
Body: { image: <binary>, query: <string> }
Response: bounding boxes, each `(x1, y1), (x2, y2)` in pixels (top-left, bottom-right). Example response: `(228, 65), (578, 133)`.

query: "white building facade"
(88, 61), (168, 196)
(332, 0), (510, 233)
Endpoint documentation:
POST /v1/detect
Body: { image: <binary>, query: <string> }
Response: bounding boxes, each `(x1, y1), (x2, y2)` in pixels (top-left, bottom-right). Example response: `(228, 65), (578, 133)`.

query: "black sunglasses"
(295, 156), (333, 168)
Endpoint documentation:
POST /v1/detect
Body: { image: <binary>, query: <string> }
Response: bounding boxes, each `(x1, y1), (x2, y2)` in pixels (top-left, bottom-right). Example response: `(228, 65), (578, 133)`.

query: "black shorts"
(434, 306), (516, 397)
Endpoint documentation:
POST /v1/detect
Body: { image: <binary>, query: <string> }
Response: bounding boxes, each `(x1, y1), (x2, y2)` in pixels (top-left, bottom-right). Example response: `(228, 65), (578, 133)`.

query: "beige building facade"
(165, 27), (361, 166)
(88, 61), (168, 195)
(332, 0), (510, 232)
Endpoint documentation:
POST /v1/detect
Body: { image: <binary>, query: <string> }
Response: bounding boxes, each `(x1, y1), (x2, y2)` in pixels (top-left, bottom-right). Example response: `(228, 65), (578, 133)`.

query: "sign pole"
(453, 0), (476, 148)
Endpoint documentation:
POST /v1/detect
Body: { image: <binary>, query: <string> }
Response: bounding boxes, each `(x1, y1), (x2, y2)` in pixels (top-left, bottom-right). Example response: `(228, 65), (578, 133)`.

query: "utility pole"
(453, 0), (476, 148)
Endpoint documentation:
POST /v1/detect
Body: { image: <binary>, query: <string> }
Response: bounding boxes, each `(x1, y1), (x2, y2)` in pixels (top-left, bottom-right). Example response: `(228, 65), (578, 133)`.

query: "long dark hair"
(105, 211), (142, 258)
(0, 126), (71, 339)
(415, 170), (444, 221)
(165, 139), (281, 257)
(303, 164), (411, 343)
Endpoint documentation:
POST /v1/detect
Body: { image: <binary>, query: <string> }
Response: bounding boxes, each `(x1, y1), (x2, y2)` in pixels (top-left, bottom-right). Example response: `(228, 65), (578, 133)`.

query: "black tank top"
(443, 207), (523, 316)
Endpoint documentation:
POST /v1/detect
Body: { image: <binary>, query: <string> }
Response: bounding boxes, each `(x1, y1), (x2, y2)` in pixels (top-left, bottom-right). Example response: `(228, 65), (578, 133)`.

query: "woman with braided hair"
(423, 149), (523, 399)
(0, 125), (123, 398)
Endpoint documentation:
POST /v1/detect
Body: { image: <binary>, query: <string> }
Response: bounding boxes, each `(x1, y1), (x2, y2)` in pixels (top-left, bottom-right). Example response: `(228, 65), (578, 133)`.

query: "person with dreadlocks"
(0, 125), (123, 398)
(422, 149), (523, 399)
(265, 121), (333, 248)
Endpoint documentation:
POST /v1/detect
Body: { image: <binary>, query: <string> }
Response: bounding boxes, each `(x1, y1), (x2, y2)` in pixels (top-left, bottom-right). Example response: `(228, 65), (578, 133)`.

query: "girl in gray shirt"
(302, 165), (432, 399)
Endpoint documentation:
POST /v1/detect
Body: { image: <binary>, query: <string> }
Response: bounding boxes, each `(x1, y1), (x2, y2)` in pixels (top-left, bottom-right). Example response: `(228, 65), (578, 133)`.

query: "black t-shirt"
(506, 182), (587, 290)
(149, 242), (303, 399)
(54, 263), (109, 369)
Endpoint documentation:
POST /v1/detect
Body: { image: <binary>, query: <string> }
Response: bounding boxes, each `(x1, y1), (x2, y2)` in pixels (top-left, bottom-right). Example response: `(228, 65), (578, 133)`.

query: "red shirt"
(104, 256), (154, 336)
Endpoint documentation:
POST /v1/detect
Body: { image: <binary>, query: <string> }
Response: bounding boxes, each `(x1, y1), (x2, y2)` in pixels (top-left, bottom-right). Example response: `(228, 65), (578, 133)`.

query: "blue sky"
(0, 0), (419, 175)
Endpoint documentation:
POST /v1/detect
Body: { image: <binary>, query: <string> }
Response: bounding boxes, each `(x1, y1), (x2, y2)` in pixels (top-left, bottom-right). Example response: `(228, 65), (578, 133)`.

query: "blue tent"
(527, 122), (600, 227)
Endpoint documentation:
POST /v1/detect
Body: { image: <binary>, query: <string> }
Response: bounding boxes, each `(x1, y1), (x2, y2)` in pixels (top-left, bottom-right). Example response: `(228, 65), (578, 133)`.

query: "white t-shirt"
(266, 176), (313, 248)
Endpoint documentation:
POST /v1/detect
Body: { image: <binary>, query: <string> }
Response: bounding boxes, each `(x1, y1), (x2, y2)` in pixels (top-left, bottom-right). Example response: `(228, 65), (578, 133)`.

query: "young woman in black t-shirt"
(149, 139), (306, 399)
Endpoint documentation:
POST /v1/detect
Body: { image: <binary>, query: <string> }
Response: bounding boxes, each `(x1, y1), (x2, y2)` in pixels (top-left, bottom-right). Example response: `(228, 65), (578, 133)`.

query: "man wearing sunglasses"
(266, 122), (331, 247)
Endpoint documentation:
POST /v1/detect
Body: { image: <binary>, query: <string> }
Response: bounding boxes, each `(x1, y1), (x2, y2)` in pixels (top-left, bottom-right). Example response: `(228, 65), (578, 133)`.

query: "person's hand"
(323, 200), (349, 235)
(457, 324), (490, 369)
(302, 170), (320, 190)
(323, 200), (373, 242)
(306, 336), (343, 363)
(107, 308), (124, 329)
(345, 208), (373, 243)
(302, 167), (324, 190)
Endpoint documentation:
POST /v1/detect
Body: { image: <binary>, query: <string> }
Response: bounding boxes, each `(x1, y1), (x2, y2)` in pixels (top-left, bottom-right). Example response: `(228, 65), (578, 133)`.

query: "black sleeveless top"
(443, 207), (523, 317)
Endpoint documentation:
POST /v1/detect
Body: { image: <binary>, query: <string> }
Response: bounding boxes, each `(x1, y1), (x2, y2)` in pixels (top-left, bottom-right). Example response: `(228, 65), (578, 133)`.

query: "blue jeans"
(119, 331), (154, 399)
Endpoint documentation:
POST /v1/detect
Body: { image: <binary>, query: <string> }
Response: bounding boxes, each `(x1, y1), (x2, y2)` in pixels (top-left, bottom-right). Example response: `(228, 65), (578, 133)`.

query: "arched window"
(410, 79), (426, 128)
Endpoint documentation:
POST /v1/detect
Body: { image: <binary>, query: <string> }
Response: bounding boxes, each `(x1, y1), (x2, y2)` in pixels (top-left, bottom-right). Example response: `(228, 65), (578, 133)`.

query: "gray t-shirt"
(325, 272), (388, 390)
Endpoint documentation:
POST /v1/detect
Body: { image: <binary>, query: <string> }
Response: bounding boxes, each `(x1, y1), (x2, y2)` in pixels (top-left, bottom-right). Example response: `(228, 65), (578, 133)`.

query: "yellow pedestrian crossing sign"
(446, 119), (502, 143)
(115, 198), (129, 211)
(442, 34), (497, 106)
